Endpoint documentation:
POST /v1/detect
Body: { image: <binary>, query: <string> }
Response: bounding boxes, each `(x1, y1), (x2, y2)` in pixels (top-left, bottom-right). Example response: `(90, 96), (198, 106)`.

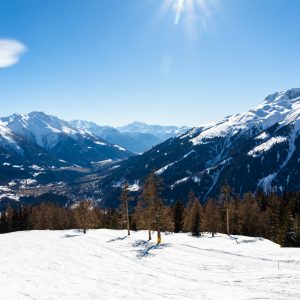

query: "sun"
(160, 0), (212, 26)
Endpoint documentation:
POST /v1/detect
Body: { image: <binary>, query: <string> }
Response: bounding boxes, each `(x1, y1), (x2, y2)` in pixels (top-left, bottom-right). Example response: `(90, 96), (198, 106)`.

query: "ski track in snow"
(0, 230), (299, 299)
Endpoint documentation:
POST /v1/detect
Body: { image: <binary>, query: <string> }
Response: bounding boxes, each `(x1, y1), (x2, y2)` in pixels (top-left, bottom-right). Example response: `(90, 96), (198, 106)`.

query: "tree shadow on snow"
(107, 236), (128, 243)
(132, 240), (171, 259)
(63, 233), (81, 238)
(229, 235), (264, 244)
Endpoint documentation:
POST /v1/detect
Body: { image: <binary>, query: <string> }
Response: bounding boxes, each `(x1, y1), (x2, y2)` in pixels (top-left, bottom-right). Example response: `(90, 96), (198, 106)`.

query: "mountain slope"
(94, 89), (300, 206)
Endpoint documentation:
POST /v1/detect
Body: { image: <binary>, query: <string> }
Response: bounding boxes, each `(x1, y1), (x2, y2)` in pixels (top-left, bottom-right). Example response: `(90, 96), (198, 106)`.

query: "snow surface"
(255, 132), (270, 140)
(113, 145), (126, 151)
(155, 151), (196, 176)
(127, 181), (140, 192)
(156, 161), (177, 175)
(248, 136), (287, 157)
(171, 177), (190, 189)
(94, 141), (107, 146)
(0, 193), (19, 200)
(0, 230), (299, 300)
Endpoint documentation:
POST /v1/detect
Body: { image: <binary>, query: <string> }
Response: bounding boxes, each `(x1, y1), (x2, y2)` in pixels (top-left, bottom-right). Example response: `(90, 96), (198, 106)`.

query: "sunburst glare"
(157, 0), (219, 39)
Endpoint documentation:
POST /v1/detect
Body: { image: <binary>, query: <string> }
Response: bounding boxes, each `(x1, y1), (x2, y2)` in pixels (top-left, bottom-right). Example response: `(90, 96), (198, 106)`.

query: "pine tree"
(221, 184), (232, 235)
(183, 190), (196, 232)
(238, 192), (261, 236)
(202, 199), (219, 237)
(173, 201), (184, 233)
(141, 172), (163, 243)
(190, 199), (201, 236)
(120, 183), (131, 236)
(75, 200), (93, 234)
(257, 189), (267, 211)
(278, 204), (297, 247)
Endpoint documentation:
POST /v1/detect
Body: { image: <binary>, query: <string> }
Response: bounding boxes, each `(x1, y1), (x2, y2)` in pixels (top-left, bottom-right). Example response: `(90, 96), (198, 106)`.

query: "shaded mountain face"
(0, 112), (132, 183)
(70, 120), (162, 153)
(117, 121), (190, 140)
(93, 89), (300, 207)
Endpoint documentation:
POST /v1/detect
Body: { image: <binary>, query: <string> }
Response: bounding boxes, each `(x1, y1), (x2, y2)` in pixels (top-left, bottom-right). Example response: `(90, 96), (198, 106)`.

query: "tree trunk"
(83, 228), (86, 234)
(147, 213), (151, 240)
(126, 200), (130, 236)
(226, 206), (230, 236)
(156, 215), (161, 244)
(157, 229), (161, 244)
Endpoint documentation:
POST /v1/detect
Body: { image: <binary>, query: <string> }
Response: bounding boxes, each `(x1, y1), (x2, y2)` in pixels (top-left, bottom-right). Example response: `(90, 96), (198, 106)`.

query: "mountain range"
(69, 120), (186, 153)
(0, 113), (188, 205)
(1, 88), (300, 208)
(87, 88), (300, 207)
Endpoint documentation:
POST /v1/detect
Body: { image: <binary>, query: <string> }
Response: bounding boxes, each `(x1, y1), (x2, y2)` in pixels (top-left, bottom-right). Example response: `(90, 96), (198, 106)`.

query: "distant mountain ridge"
(71, 120), (190, 153)
(117, 121), (190, 140)
(70, 120), (163, 153)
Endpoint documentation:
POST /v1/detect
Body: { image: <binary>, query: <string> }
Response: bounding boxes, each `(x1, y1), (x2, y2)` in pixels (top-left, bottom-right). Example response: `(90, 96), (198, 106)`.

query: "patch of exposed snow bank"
(127, 181), (140, 192)
(171, 177), (189, 189)
(94, 141), (106, 146)
(248, 136), (287, 157)
(114, 145), (126, 151)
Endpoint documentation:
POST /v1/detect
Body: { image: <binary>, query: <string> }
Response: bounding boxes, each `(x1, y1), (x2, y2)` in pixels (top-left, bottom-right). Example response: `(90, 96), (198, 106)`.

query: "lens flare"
(158, 0), (218, 32)
(174, 0), (185, 25)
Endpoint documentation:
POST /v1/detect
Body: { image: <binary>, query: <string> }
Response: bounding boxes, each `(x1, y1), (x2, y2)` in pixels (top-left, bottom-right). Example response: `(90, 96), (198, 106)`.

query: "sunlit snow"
(0, 230), (299, 299)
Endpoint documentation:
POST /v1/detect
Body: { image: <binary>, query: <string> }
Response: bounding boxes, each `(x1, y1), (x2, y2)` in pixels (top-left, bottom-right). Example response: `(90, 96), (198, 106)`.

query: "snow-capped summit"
(1, 112), (78, 149)
(188, 89), (300, 146)
(265, 88), (300, 103)
(117, 121), (190, 140)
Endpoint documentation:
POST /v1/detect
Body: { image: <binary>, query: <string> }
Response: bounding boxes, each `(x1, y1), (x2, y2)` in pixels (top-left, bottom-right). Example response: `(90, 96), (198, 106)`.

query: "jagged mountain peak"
(28, 111), (49, 118)
(265, 88), (300, 103)
(188, 88), (300, 146)
(0, 111), (79, 149)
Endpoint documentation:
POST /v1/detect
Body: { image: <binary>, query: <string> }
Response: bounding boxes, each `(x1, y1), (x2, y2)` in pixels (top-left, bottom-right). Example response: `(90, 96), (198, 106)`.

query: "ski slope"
(0, 230), (299, 299)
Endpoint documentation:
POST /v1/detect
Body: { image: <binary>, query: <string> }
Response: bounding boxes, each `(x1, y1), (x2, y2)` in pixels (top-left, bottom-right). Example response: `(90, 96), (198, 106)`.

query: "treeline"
(0, 202), (123, 234)
(0, 173), (299, 247)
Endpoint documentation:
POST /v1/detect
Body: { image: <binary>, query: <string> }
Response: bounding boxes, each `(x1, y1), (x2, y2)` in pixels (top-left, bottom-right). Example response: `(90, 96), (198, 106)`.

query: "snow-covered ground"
(0, 230), (299, 299)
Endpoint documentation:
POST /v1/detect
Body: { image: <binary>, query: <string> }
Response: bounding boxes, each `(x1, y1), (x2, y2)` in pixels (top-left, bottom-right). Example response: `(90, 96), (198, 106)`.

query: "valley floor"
(0, 230), (299, 299)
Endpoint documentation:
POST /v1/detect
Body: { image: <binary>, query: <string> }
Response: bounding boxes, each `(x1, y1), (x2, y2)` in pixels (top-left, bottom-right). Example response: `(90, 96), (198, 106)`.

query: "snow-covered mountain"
(94, 89), (300, 206)
(117, 121), (190, 140)
(70, 120), (162, 153)
(0, 112), (189, 197)
(0, 112), (132, 183)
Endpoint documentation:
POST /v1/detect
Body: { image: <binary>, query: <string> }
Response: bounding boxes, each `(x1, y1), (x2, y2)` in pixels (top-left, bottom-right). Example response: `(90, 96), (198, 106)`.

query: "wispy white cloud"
(0, 39), (27, 68)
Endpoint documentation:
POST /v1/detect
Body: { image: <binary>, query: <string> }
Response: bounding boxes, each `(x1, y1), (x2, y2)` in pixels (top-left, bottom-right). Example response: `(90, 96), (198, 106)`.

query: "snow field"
(0, 230), (299, 299)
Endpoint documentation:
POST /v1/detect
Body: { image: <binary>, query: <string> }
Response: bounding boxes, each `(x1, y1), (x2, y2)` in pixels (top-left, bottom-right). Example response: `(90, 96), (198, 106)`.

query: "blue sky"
(0, 0), (300, 126)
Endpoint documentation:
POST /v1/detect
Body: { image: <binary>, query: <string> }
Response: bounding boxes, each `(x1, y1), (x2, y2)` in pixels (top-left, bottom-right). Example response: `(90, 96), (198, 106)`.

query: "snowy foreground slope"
(0, 230), (299, 300)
